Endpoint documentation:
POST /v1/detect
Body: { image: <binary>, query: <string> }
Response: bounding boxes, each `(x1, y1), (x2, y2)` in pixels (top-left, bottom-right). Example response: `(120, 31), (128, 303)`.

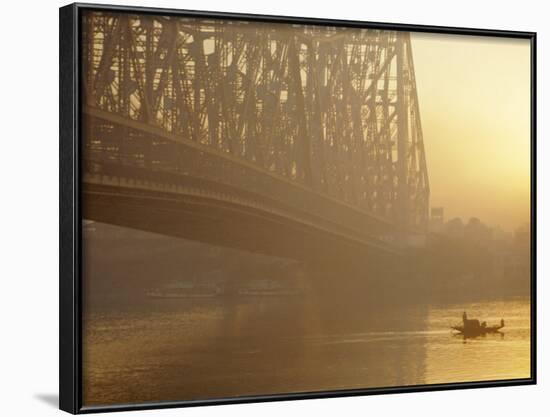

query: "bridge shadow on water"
(82, 221), (430, 406)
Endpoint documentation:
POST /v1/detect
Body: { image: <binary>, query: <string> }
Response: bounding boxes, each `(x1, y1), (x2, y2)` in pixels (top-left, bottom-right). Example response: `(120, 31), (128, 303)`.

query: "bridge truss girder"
(82, 11), (430, 231)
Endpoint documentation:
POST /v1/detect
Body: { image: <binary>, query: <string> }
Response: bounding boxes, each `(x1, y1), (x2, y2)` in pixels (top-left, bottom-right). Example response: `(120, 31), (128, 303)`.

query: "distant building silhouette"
(429, 207), (445, 233)
(444, 217), (464, 239)
(464, 217), (493, 246)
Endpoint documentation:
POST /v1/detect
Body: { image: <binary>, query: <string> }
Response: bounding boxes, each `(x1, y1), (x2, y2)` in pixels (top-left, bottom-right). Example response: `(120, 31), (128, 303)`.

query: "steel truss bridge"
(81, 11), (430, 262)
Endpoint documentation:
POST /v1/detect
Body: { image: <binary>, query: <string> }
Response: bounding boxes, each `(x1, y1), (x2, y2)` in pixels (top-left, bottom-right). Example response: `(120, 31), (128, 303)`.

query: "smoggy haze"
(412, 33), (531, 231)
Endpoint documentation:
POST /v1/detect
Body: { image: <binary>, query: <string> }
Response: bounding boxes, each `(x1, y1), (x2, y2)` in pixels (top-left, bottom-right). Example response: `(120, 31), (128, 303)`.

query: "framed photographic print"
(59, 3), (536, 413)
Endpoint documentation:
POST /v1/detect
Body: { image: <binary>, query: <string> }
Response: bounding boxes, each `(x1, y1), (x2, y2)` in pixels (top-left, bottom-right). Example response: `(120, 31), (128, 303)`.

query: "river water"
(82, 294), (531, 406)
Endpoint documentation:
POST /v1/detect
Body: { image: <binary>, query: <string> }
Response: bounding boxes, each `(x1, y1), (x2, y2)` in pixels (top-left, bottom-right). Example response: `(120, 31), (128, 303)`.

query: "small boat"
(147, 282), (222, 299)
(451, 312), (504, 337)
(239, 287), (302, 296)
(238, 278), (302, 297)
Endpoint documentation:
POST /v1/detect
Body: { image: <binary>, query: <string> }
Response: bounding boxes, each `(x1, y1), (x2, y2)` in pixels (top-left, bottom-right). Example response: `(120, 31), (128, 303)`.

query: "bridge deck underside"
(84, 175), (399, 263)
(84, 181), (398, 265)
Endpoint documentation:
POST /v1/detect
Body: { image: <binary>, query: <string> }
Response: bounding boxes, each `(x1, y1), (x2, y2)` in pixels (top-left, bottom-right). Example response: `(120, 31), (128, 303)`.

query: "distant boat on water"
(451, 311), (505, 337)
(239, 278), (303, 296)
(147, 281), (222, 299)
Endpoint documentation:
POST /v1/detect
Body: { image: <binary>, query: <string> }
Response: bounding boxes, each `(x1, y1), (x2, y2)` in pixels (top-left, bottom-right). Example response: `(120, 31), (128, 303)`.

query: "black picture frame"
(60, 3), (537, 414)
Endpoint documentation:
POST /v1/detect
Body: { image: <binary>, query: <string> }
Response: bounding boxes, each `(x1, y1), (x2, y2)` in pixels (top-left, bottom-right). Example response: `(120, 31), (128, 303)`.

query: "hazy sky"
(410, 33), (531, 232)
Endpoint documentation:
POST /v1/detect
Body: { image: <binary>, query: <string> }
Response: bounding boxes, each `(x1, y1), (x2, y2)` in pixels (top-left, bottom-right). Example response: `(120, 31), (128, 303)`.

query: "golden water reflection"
(83, 295), (530, 406)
